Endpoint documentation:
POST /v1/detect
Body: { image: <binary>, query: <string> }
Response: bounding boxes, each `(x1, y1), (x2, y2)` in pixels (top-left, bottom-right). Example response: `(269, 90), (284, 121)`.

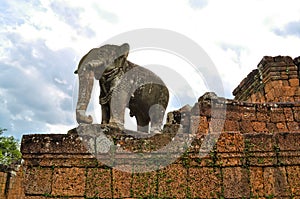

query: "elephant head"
(75, 43), (130, 124)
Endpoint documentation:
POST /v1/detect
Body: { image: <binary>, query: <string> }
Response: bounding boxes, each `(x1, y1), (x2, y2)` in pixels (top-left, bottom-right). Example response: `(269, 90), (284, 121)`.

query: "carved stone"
(75, 43), (169, 133)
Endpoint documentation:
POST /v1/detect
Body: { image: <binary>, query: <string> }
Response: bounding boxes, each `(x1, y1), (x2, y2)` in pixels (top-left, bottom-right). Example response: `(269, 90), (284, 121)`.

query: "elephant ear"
(74, 51), (90, 74)
(119, 43), (130, 57)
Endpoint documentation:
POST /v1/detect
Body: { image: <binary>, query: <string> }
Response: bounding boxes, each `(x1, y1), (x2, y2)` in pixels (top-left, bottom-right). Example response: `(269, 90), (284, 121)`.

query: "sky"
(1, 0), (300, 139)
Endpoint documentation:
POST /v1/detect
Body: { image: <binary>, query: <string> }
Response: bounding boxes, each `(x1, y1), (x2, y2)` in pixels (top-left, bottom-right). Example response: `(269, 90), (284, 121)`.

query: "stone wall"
(233, 56), (300, 103)
(0, 164), (25, 199)
(20, 128), (300, 198)
(3, 55), (300, 198)
(19, 92), (300, 198)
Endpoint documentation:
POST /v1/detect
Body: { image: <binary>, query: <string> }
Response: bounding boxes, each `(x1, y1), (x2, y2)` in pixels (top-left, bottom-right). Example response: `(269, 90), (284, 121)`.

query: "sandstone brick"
(286, 166), (300, 196)
(250, 167), (264, 197)
(283, 86), (296, 97)
(189, 116), (201, 134)
(158, 164), (187, 198)
(239, 120), (253, 133)
(270, 108), (286, 122)
(295, 88), (300, 96)
(252, 121), (268, 132)
(278, 151), (300, 165)
(263, 167), (290, 197)
(216, 132), (244, 153)
(287, 122), (300, 131)
(132, 171), (157, 198)
(241, 106), (256, 120)
(24, 167), (52, 195)
(189, 167), (222, 198)
(223, 167), (250, 198)
(266, 122), (278, 134)
(256, 107), (271, 122)
(284, 108), (294, 122)
(244, 133), (275, 152)
(196, 116), (209, 134)
(223, 120), (239, 131)
(276, 122), (289, 132)
(52, 167), (86, 197)
(86, 168), (112, 198)
(289, 78), (299, 87)
(112, 169), (132, 198)
(0, 172), (7, 198)
(293, 107), (300, 121)
(276, 132), (300, 151)
(217, 153), (244, 166)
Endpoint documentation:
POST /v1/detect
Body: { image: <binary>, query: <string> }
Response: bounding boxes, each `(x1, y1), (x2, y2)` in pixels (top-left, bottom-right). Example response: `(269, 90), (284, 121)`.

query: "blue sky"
(1, 0), (300, 139)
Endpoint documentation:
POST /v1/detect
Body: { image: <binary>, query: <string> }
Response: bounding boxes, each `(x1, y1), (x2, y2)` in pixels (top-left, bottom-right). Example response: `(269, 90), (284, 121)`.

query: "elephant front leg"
(101, 103), (110, 124)
(76, 70), (94, 124)
(149, 104), (166, 134)
(109, 88), (128, 129)
(136, 114), (150, 133)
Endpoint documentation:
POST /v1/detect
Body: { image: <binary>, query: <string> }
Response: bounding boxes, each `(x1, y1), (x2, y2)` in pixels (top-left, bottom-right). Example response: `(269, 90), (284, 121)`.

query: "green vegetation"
(0, 128), (21, 165)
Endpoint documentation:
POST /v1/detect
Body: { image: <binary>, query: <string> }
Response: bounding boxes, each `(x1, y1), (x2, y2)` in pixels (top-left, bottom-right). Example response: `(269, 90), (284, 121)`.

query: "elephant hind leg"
(101, 103), (110, 124)
(149, 104), (166, 134)
(136, 114), (150, 133)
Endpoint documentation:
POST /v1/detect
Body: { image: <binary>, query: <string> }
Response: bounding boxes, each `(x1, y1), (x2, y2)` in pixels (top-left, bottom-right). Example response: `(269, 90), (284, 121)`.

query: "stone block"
(287, 122), (299, 131)
(278, 151), (300, 165)
(157, 164), (187, 198)
(132, 171), (157, 198)
(252, 121), (268, 132)
(284, 108), (295, 121)
(86, 168), (112, 198)
(286, 166), (300, 196)
(24, 167), (52, 195)
(293, 107), (300, 122)
(112, 168), (132, 198)
(256, 106), (271, 122)
(223, 167), (250, 198)
(240, 120), (253, 133)
(216, 132), (244, 153)
(52, 167), (86, 197)
(270, 108), (286, 122)
(223, 120), (239, 131)
(250, 167), (264, 197)
(289, 78), (299, 87)
(38, 155), (98, 167)
(21, 134), (90, 154)
(276, 122), (289, 132)
(263, 167), (290, 197)
(241, 106), (257, 121)
(226, 104), (242, 120)
(247, 152), (277, 166)
(217, 153), (244, 167)
(276, 132), (300, 151)
(188, 167), (222, 198)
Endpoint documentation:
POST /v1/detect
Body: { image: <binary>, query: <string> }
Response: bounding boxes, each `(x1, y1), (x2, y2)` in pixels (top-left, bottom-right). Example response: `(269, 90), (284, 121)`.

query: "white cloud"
(2, 0), (300, 138)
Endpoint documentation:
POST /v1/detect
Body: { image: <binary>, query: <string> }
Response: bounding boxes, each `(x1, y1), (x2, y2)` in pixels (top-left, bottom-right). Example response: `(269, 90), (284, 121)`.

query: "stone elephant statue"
(75, 43), (169, 133)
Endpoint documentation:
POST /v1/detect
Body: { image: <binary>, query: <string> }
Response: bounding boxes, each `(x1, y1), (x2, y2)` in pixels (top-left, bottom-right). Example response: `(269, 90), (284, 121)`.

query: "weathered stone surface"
(86, 168), (112, 198)
(112, 169), (132, 198)
(52, 167), (86, 196)
(223, 167), (250, 198)
(250, 167), (264, 197)
(263, 167), (290, 197)
(24, 167), (52, 195)
(189, 167), (222, 198)
(157, 164), (187, 198)
(132, 171), (157, 198)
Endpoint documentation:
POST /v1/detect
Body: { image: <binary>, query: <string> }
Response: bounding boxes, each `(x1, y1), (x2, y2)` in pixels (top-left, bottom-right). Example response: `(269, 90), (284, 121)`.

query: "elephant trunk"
(76, 69), (94, 124)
